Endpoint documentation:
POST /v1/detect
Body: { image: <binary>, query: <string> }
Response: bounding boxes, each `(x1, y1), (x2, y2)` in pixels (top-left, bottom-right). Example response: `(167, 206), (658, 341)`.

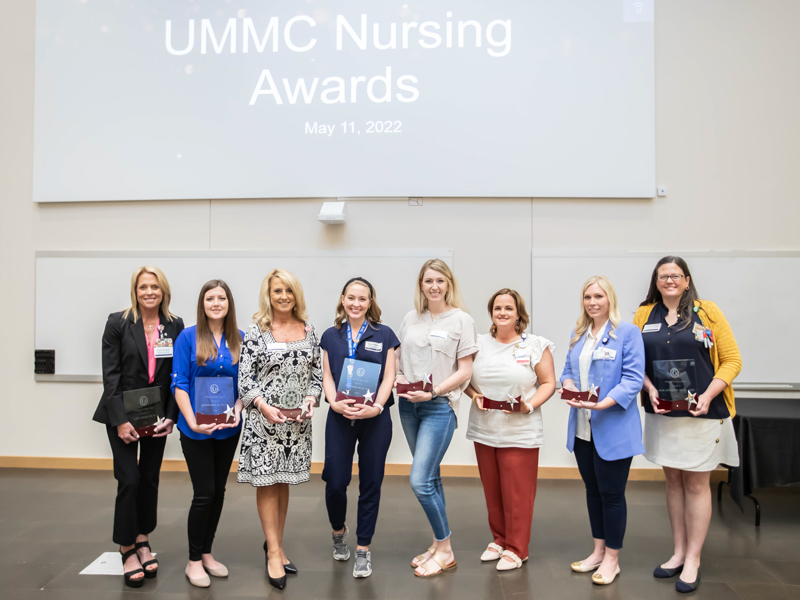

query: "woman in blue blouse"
(172, 280), (244, 588)
(560, 276), (645, 586)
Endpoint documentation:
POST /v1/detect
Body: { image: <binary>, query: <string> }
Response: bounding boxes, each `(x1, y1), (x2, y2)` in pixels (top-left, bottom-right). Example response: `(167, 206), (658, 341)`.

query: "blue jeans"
(398, 396), (456, 541)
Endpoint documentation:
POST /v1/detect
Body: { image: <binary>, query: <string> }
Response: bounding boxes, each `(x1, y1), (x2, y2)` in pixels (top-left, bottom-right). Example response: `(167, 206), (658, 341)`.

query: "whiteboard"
(35, 250), (451, 377)
(530, 251), (800, 386)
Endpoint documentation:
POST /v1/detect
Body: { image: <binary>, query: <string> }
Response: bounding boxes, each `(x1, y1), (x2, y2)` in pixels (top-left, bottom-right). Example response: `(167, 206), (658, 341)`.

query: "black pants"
(106, 425), (167, 546)
(180, 432), (240, 561)
(573, 436), (633, 550)
(322, 408), (392, 546)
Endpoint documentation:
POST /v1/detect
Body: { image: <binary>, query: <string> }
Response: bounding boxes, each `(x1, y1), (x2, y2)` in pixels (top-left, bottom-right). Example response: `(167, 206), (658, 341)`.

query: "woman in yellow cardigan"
(633, 256), (741, 594)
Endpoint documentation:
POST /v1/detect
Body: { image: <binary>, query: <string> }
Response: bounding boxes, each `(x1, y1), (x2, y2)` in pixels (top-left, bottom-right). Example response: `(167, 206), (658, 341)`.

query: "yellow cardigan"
(633, 300), (742, 417)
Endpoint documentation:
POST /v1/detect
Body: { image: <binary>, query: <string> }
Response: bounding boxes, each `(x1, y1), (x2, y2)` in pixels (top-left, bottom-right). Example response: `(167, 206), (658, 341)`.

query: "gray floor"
(1, 468), (799, 599)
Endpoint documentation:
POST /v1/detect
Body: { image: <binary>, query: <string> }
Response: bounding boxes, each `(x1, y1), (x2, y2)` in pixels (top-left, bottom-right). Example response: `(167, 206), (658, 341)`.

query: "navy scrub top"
(641, 303), (728, 419)
(319, 322), (401, 408)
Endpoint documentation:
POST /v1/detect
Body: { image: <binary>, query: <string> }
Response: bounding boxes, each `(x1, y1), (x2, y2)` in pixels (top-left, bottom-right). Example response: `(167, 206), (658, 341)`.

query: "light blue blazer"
(561, 321), (645, 461)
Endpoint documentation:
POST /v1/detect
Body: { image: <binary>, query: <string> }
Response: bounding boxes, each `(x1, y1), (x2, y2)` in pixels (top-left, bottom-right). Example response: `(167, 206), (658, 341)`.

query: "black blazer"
(93, 310), (185, 428)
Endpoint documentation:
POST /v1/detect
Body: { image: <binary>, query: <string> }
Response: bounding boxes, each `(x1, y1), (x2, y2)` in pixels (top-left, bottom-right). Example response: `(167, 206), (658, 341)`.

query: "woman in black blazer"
(92, 266), (184, 587)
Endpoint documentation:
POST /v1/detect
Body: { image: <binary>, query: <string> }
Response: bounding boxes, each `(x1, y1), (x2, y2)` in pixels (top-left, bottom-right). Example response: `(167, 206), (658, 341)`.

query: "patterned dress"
(237, 321), (323, 486)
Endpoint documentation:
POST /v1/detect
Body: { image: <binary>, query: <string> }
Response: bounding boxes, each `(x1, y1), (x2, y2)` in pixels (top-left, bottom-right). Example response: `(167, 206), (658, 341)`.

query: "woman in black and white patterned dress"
(238, 268), (322, 590)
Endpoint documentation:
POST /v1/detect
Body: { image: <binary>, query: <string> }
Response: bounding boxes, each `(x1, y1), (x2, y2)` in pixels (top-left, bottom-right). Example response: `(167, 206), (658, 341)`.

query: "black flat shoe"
(676, 570), (700, 593)
(120, 548), (145, 588)
(654, 564), (684, 578)
(264, 540), (298, 574)
(135, 541), (158, 578)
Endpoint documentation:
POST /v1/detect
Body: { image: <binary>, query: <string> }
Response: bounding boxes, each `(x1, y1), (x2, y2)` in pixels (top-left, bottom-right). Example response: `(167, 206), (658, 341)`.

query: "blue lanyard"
(345, 320), (368, 392)
(346, 320), (369, 359)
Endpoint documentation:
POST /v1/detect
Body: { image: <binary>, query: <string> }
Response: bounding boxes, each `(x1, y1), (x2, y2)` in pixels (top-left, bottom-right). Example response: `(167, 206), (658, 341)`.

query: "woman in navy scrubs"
(319, 277), (400, 579)
(172, 280), (243, 588)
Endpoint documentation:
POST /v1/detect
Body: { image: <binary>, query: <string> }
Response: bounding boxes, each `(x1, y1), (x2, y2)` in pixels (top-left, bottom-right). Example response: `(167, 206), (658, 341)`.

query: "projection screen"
(33, 0), (655, 201)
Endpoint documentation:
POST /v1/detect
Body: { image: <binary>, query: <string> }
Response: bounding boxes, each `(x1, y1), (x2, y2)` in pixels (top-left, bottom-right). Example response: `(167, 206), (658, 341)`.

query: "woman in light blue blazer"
(560, 276), (644, 586)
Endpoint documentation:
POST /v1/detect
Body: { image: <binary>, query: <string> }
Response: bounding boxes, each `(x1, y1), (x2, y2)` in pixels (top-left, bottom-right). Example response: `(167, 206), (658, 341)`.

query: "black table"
(718, 397), (800, 525)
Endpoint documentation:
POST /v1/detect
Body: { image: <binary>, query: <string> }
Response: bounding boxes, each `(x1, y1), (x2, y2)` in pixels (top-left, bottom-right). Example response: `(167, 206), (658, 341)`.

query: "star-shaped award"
(363, 389), (374, 404)
(686, 391), (698, 407)
(225, 404), (235, 421)
(155, 416), (164, 428)
(506, 394), (519, 406)
(589, 384), (599, 399)
(424, 374), (432, 385)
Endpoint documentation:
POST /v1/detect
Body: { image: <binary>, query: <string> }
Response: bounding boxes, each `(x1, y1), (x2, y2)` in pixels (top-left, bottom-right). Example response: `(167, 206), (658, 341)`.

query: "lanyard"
(346, 320), (369, 359)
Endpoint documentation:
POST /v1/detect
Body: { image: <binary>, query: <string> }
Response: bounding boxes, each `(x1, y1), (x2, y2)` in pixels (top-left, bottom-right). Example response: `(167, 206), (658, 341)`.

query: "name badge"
(643, 324), (661, 333)
(593, 347), (617, 360)
(514, 347), (530, 365)
(267, 342), (287, 351)
(429, 330), (448, 340)
(153, 345), (173, 358)
(365, 341), (383, 352)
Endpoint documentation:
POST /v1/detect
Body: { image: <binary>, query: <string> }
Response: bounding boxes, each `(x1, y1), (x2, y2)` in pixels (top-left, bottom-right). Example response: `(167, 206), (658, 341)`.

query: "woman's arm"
(349, 348), (397, 420)
(101, 315), (138, 442)
(602, 326), (645, 411)
(527, 348), (557, 412)
(403, 354), (474, 403)
(322, 350), (355, 418)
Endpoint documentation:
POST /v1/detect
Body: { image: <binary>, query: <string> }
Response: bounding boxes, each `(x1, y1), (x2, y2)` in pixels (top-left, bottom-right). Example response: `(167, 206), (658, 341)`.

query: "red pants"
(474, 443), (539, 558)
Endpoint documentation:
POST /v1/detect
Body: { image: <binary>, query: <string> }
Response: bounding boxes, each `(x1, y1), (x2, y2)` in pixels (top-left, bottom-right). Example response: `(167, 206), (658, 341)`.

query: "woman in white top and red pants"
(465, 289), (556, 571)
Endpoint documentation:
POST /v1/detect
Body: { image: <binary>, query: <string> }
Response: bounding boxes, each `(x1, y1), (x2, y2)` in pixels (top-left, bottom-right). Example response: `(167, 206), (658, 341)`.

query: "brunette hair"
(413, 258), (467, 314)
(640, 256), (702, 330)
(196, 280), (241, 366)
(253, 269), (309, 332)
(122, 266), (176, 322)
(334, 277), (383, 329)
(487, 289), (529, 337)
(569, 276), (621, 349)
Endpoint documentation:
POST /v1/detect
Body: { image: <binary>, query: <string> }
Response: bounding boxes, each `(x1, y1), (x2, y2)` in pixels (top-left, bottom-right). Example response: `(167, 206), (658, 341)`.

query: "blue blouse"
(172, 326), (244, 440)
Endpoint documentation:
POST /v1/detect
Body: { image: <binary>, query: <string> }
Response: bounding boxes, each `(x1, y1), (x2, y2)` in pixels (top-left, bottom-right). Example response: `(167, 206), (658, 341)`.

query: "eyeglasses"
(657, 274), (685, 282)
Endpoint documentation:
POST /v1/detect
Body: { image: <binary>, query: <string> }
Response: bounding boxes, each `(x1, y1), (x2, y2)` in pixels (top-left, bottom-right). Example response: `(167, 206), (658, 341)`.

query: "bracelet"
(471, 391), (480, 402)
(254, 398), (261, 410)
(375, 403), (384, 414)
(432, 386), (442, 398)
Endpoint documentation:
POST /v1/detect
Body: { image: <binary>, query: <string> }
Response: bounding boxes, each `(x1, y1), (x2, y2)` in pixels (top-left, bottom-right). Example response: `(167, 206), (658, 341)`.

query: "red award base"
(335, 391), (374, 406)
(561, 389), (600, 403)
(134, 424), (158, 438)
(396, 381), (432, 395)
(278, 407), (304, 419)
(482, 396), (523, 412)
(654, 397), (693, 411)
(196, 413), (232, 426)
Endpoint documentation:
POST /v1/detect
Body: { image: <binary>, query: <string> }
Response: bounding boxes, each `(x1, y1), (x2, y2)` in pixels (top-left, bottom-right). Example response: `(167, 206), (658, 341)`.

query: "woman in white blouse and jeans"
(396, 259), (478, 578)
(465, 289), (556, 571)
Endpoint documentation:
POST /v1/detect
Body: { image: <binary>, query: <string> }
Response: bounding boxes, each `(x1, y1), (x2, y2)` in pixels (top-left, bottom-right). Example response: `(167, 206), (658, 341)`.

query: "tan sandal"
(414, 552), (458, 578)
(410, 546), (436, 569)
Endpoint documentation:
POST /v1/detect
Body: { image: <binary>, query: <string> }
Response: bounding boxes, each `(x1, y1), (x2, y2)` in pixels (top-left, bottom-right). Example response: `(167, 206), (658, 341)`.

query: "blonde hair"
(487, 289), (529, 337)
(413, 259), (467, 314)
(334, 278), (383, 329)
(123, 266), (176, 322)
(253, 269), (309, 332)
(569, 276), (621, 349)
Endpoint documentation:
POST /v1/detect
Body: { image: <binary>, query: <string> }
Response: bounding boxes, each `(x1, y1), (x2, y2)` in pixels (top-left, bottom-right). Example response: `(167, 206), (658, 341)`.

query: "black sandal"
(135, 541), (158, 578)
(120, 548), (145, 588)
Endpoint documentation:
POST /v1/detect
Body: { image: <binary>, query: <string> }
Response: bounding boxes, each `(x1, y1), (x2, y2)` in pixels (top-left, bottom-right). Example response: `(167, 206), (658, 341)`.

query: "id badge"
(154, 325), (173, 357)
(514, 347), (530, 365)
(267, 342), (287, 352)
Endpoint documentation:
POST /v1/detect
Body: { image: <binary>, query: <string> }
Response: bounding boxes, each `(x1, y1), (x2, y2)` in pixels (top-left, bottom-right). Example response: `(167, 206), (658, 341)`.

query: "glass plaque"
(653, 359), (697, 401)
(122, 386), (164, 437)
(195, 377), (235, 425)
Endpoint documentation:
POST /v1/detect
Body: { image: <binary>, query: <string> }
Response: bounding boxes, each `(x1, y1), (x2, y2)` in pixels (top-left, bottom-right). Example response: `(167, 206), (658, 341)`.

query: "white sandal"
(496, 550), (527, 571)
(480, 543), (504, 562)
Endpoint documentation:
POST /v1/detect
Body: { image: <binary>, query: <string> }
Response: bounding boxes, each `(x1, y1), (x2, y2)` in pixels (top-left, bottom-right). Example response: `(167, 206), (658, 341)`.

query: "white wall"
(2, 1), (799, 467)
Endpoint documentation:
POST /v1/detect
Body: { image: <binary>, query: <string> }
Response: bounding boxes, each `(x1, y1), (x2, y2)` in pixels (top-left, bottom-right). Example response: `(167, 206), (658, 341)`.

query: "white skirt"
(644, 413), (740, 472)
